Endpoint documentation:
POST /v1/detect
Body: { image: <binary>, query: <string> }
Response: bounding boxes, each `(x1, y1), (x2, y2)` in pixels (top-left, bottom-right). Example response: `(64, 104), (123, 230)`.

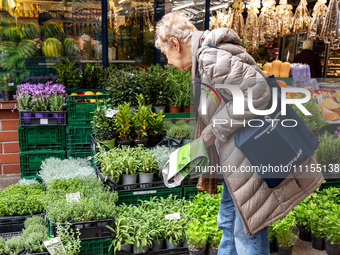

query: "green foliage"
(133, 94), (151, 139)
(56, 223), (81, 255)
(18, 178), (39, 186)
(107, 217), (135, 254)
(82, 62), (105, 89)
(91, 99), (117, 141)
(293, 195), (312, 231)
(39, 157), (96, 185)
(324, 204), (340, 245)
(4, 236), (25, 255)
(0, 237), (4, 255)
(24, 216), (47, 229)
(151, 146), (176, 171)
(0, 73), (13, 92)
(53, 58), (82, 89)
(49, 94), (66, 111)
(25, 232), (48, 253)
(0, 183), (45, 216)
(272, 211), (297, 248)
(166, 68), (192, 107)
(186, 219), (208, 249)
(146, 65), (170, 106)
(314, 132), (340, 164)
(31, 96), (49, 111)
(291, 98), (326, 133)
(44, 178), (117, 223)
(147, 110), (165, 137)
(166, 123), (191, 139)
(115, 102), (133, 141)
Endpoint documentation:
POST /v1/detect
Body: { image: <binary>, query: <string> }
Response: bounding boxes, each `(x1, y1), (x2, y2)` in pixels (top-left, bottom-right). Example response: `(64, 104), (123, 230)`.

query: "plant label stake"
(66, 192), (81, 204)
(105, 108), (118, 118)
(8, 83), (14, 87)
(44, 237), (66, 255)
(165, 212), (180, 220)
(40, 119), (49, 125)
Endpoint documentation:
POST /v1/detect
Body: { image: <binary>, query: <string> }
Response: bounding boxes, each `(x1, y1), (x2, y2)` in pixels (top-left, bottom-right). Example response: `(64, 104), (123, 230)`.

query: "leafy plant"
(294, 195), (312, 231)
(53, 58), (82, 89)
(25, 232), (48, 253)
(38, 157), (96, 185)
(134, 146), (158, 174)
(151, 146), (176, 171)
(147, 110), (165, 137)
(0, 73), (13, 92)
(107, 217), (135, 254)
(0, 237), (4, 255)
(314, 132), (340, 164)
(24, 216), (47, 229)
(18, 178), (39, 186)
(209, 227), (222, 250)
(325, 204), (340, 245)
(186, 219), (208, 249)
(115, 102), (133, 141)
(133, 94), (151, 140)
(4, 236), (25, 255)
(91, 99), (117, 141)
(56, 223), (81, 255)
(147, 65), (170, 106)
(272, 211), (297, 248)
(166, 124), (191, 139)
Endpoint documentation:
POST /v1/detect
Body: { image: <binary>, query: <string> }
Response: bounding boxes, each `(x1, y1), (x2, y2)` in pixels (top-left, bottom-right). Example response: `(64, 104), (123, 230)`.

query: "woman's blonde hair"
(155, 12), (197, 49)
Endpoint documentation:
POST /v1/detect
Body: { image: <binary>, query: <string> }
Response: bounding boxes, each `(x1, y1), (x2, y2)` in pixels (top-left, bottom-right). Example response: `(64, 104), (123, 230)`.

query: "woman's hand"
(201, 125), (216, 148)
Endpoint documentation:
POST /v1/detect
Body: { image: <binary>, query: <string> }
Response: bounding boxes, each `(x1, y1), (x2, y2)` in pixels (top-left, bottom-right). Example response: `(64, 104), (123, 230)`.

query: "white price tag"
(40, 119), (48, 125)
(44, 237), (66, 255)
(165, 212), (180, 221)
(66, 192), (80, 204)
(317, 95), (324, 105)
(105, 108), (118, 118)
(8, 83), (14, 87)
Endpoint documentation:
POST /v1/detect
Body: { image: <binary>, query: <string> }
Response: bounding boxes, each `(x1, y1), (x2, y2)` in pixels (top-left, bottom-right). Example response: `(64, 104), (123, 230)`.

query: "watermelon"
(0, 41), (17, 57)
(4, 27), (21, 43)
(63, 38), (80, 57)
(41, 38), (63, 57)
(42, 22), (64, 41)
(18, 40), (40, 57)
(21, 22), (41, 40)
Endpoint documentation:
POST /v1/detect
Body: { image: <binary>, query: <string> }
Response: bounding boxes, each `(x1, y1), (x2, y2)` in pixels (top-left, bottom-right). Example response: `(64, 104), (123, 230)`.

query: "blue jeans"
(217, 182), (270, 255)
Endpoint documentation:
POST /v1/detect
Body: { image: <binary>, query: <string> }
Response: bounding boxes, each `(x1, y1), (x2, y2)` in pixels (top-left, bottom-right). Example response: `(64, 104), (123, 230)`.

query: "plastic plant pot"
(312, 235), (325, 250)
(298, 228), (311, 242)
(208, 247), (218, 255)
(276, 245), (293, 255)
(154, 106), (165, 114)
(168, 105), (180, 113)
(166, 239), (182, 249)
(22, 111), (33, 124)
(120, 244), (132, 253)
(2, 91), (13, 101)
(100, 138), (116, 149)
(325, 239), (340, 255)
(133, 245), (149, 254)
(122, 174), (137, 190)
(53, 112), (64, 124)
(139, 173), (154, 189)
(152, 239), (164, 251)
(116, 140), (133, 147)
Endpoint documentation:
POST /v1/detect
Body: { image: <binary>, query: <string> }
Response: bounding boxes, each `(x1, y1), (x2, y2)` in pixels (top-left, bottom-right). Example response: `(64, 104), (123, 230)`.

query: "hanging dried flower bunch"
(308, 0), (328, 39)
(258, 0), (277, 45)
(292, 0), (311, 33)
(319, 0), (339, 47)
(245, 0), (260, 52)
(230, 0), (244, 38)
(275, 0), (293, 37)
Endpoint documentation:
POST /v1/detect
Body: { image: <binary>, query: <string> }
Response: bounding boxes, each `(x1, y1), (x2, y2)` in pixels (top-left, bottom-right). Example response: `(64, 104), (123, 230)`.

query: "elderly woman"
(155, 12), (323, 255)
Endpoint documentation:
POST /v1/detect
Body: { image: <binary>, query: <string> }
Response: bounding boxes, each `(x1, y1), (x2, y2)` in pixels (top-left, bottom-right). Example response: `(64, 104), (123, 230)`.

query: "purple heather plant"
(16, 83), (67, 111)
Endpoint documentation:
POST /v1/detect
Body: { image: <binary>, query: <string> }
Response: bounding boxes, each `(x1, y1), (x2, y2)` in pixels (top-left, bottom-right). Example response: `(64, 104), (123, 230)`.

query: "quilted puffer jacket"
(191, 28), (324, 236)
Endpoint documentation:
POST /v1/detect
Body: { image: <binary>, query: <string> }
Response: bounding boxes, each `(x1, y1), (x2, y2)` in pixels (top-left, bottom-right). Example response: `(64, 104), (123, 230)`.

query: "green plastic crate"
(67, 149), (92, 159)
(18, 126), (66, 151)
(163, 112), (194, 120)
(80, 239), (113, 255)
(182, 186), (201, 200)
(66, 126), (92, 151)
(20, 150), (66, 179)
(319, 179), (340, 190)
(118, 187), (182, 206)
(66, 89), (109, 125)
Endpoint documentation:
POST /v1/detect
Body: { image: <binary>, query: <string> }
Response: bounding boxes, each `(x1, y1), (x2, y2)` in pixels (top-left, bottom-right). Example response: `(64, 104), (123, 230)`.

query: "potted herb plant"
(115, 102), (133, 146)
(325, 207), (340, 255)
(268, 224), (277, 253)
(49, 84), (67, 124)
(133, 220), (154, 254)
(294, 196), (312, 241)
(136, 146), (158, 188)
(186, 219), (208, 255)
(107, 217), (135, 254)
(272, 211), (297, 255)
(92, 99), (117, 149)
(0, 237), (4, 255)
(165, 220), (184, 249)
(120, 147), (139, 188)
(3, 236), (25, 255)
(310, 200), (327, 251)
(147, 110), (165, 147)
(208, 229), (222, 255)
(0, 73), (14, 101)
(168, 92), (182, 113)
(133, 94), (150, 146)
(95, 146), (123, 184)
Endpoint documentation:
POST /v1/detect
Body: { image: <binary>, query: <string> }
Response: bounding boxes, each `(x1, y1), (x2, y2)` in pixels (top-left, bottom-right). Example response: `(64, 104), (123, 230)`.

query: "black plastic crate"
(19, 111), (67, 126)
(0, 231), (22, 241)
(117, 247), (189, 255)
(0, 215), (42, 234)
(95, 165), (166, 192)
(156, 137), (182, 148)
(49, 218), (115, 241)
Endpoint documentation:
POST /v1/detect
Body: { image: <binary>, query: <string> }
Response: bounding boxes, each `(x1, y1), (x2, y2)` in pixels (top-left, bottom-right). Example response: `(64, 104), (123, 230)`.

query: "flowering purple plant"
(16, 82), (67, 111)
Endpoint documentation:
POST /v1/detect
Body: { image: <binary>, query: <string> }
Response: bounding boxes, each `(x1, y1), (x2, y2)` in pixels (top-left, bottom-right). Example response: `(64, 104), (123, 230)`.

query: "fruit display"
(245, 0), (260, 53)
(63, 38), (80, 57)
(41, 38), (64, 57)
(70, 91), (104, 103)
(275, 0), (293, 37)
(292, 0), (311, 33)
(41, 22), (65, 41)
(3, 27), (22, 43)
(18, 39), (40, 57)
(308, 0), (328, 40)
(319, 0), (339, 45)
(258, 0), (277, 45)
(21, 22), (41, 40)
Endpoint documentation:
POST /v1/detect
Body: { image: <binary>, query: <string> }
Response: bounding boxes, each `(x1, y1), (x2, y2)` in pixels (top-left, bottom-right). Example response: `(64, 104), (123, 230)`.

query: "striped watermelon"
(21, 23), (41, 40)
(42, 38), (63, 57)
(63, 38), (80, 57)
(18, 40), (40, 57)
(42, 22), (64, 41)
(0, 41), (17, 57)
(4, 27), (21, 43)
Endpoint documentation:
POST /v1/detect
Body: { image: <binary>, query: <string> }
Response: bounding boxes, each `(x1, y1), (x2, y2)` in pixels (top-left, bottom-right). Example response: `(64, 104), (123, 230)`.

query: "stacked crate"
(66, 89), (109, 160)
(18, 122), (67, 180)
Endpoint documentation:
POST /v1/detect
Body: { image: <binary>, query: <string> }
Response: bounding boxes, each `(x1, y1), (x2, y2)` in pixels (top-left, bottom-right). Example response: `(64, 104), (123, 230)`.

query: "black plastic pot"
(276, 245), (293, 255)
(2, 91), (13, 101)
(312, 235), (325, 250)
(298, 227), (312, 242)
(325, 239), (340, 255)
(116, 140), (134, 147)
(270, 240), (277, 253)
(188, 247), (206, 255)
(152, 239), (164, 251)
(208, 246), (218, 255)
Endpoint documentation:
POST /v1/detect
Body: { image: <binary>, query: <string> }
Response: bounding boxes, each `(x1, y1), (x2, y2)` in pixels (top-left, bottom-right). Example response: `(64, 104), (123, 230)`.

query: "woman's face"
(160, 38), (192, 72)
